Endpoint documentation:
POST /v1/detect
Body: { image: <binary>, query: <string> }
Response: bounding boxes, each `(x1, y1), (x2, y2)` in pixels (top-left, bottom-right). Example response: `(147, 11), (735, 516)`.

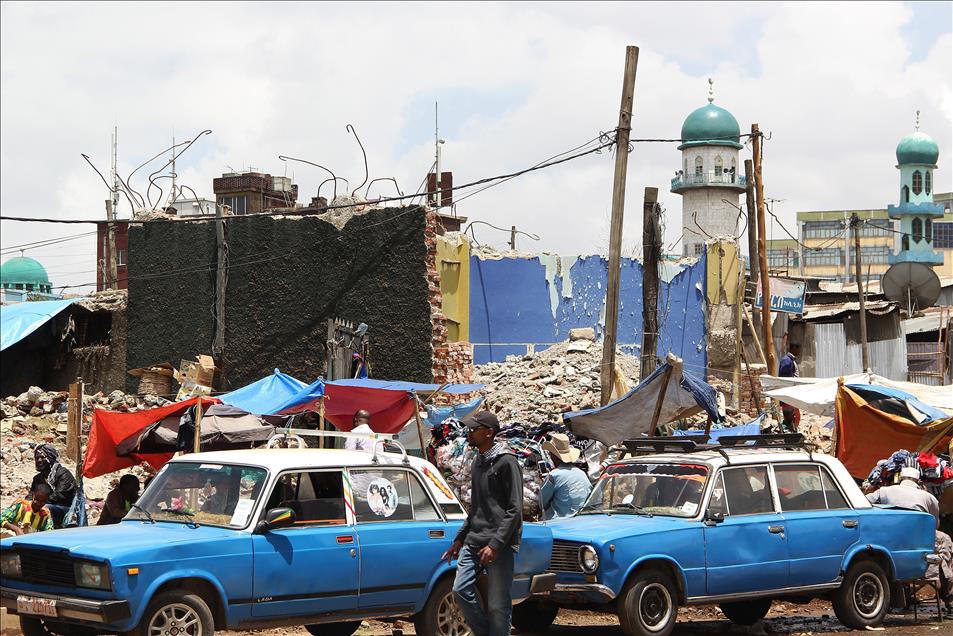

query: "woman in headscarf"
(31, 444), (77, 528)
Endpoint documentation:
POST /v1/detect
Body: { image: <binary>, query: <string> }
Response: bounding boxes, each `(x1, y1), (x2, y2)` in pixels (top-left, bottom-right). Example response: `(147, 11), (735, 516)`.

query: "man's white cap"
(899, 467), (920, 481)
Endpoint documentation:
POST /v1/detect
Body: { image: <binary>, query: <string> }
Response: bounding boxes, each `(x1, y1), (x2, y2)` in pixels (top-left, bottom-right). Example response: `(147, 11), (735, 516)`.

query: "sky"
(1, 1), (951, 293)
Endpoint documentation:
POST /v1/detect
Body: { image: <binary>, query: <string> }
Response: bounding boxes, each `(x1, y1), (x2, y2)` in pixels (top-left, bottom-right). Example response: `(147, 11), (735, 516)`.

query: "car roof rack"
(267, 428), (410, 465)
(619, 433), (809, 465)
(622, 436), (710, 455)
(716, 433), (806, 449)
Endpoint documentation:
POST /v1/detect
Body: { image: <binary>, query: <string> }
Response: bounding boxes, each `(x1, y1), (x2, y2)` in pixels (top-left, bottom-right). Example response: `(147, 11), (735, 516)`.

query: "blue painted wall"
(469, 255), (707, 374)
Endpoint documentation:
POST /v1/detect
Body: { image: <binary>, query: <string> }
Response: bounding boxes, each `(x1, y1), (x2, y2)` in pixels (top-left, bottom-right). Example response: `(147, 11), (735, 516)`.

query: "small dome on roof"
(896, 131), (939, 166)
(1, 256), (52, 287)
(679, 102), (742, 150)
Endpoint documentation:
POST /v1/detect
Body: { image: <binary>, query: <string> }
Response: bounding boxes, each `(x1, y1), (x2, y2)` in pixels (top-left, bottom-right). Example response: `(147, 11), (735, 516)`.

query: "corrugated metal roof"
(800, 300), (897, 320)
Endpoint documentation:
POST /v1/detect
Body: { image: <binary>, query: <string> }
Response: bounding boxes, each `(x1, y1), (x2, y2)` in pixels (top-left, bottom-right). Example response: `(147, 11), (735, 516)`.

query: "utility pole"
(744, 158), (761, 338)
(212, 203), (227, 359)
(600, 45), (640, 406)
(640, 187), (660, 381)
(851, 213), (871, 372)
(106, 127), (120, 290)
(752, 123), (776, 374)
(510, 225), (517, 251)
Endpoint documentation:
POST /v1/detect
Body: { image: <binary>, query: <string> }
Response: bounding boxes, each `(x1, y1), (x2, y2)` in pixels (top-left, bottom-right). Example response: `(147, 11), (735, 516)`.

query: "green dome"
(1, 256), (52, 287)
(679, 102), (742, 149)
(896, 131), (939, 166)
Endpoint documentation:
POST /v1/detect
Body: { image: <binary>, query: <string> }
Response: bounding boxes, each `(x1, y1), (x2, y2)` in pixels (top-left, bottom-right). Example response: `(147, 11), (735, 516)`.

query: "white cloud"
(1, 1), (949, 292)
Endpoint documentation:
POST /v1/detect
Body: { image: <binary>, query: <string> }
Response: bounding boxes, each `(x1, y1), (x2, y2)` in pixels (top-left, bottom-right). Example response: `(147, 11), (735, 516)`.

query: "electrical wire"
(1, 231), (97, 254)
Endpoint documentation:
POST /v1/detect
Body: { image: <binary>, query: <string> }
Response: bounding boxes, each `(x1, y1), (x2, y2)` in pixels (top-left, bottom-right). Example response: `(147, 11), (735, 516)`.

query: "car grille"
(17, 549), (76, 587)
(549, 540), (584, 573)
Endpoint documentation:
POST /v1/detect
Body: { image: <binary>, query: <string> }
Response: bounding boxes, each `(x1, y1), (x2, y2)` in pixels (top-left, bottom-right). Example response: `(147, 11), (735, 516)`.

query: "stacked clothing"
(866, 449), (953, 496)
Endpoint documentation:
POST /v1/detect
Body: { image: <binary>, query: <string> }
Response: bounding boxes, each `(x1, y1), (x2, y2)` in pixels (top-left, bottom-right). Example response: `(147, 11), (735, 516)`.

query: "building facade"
(95, 221), (130, 291)
(212, 171), (299, 215)
(795, 209), (894, 281)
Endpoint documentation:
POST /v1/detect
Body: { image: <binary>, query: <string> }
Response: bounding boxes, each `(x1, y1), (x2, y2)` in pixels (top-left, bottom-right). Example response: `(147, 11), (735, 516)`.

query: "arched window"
(925, 171), (932, 195)
(902, 234), (910, 252)
(714, 155), (724, 176)
(926, 218), (933, 243)
(912, 218), (923, 243)
(901, 186), (909, 203)
(694, 156), (703, 178)
(912, 171), (922, 195)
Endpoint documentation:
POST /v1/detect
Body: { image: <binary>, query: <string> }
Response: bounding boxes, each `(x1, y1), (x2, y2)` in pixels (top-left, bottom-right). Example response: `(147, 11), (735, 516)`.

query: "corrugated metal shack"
(786, 300), (907, 380)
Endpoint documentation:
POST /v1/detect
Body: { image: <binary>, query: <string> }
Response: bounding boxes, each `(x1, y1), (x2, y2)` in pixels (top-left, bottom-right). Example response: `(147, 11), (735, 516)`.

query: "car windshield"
(580, 462), (710, 518)
(127, 462), (268, 528)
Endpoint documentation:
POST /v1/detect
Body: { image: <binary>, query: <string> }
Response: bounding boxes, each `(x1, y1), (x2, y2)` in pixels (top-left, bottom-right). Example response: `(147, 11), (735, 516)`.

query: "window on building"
(26, 284), (34, 291)
(860, 219), (891, 237)
(804, 248), (842, 267)
(117, 250), (127, 266)
(692, 243), (706, 256)
(803, 220), (843, 239)
(860, 245), (890, 264)
(925, 171), (932, 195)
(912, 171), (922, 196)
(714, 155), (724, 179)
(925, 218), (933, 243)
(934, 222), (953, 249)
(912, 217), (923, 243)
(902, 234), (910, 252)
(901, 186), (909, 203)
(221, 195), (247, 215)
(694, 156), (703, 178)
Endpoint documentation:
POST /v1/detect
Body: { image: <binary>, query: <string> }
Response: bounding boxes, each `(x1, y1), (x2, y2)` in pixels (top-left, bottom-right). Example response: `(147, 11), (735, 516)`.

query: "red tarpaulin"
(281, 385), (416, 434)
(83, 396), (220, 478)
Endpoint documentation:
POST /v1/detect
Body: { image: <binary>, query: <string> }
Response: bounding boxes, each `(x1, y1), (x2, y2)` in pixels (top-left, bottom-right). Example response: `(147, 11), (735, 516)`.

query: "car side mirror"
(255, 507), (296, 533)
(704, 510), (725, 526)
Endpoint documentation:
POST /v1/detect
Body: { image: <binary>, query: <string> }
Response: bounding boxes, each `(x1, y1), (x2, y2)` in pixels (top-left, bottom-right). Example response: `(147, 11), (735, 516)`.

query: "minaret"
(672, 79), (747, 257)
(887, 111), (943, 266)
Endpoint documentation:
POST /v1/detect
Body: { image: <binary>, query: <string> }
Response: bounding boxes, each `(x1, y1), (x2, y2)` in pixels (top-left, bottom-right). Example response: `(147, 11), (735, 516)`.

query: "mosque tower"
(671, 79), (747, 256)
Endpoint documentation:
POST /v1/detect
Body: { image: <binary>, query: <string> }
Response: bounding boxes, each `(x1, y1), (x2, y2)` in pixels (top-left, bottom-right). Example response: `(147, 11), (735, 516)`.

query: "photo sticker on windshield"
(681, 501), (698, 515)
(367, 478), (398, 517)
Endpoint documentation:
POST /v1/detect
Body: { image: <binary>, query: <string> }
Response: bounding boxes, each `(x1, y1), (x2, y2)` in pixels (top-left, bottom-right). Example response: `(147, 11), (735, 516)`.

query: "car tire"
(130, 591), (215, 636)
(304, 621), (363, 636)
(617, 568), (678, 636)
(413, 576), (472, 636)
(719, 598), (772, 625)
(512, 598), (559, 632)
(832, 558), (889, 630)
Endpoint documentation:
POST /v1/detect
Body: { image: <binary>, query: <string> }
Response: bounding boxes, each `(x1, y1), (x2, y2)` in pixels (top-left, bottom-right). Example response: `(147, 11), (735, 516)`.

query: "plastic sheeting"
(326, 379), (484, 395)
(673, 415), (765, 443)
(218, 369), (307, 415)
(0, 298), (76, 351)
(564, 357), (720, 446)
(763, 373), (953, 416)
(425, 396), (484, 426)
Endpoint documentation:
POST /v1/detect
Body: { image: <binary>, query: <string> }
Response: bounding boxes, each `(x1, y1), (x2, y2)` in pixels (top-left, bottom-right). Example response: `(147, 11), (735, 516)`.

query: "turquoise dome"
(896, 131), (939, 166)
(679, 102), (742, 149)
(1, 256), (52, 288)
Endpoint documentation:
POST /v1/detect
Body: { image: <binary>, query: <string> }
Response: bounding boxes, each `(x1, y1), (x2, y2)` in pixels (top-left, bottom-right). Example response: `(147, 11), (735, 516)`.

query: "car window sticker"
(230, 499), (255, 526)
(367, 478), (399, 517)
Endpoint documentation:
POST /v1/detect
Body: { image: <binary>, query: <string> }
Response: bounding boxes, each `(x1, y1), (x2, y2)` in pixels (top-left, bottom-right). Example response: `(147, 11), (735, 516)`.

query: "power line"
(1, 231), (98, 255)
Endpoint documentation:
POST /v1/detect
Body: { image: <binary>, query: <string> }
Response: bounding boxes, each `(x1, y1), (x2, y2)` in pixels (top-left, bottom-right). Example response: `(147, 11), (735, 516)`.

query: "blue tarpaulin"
(673, 414), (765, 443)
(1, 298), (77, 351)
(425, 396), (485, 426)
(845, 384), (949, 425)
(218, 369), (307, 415)
(325, 379), (484, 395)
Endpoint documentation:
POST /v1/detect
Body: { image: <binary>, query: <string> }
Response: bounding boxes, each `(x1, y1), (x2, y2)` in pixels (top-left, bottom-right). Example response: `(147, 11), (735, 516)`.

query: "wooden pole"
(105, 200), (119, 291)
(510, 225), (517, 251)
(412, 395), (427, 458)
(640, 187), (660, 381)
(212, 202), (227, 359)
(851, 213), (871, 372)
(742, 303), (768, 368)
(67, 380), (81, 469)
(193, 400), (203, 454)
(600, 45), (640, 406)
(648, 365), (673, 436)
(751, 123), (776, 373)
(744, 159), (761, 336)
(733, 258), (743, 410)
(318, 396), (326, 449)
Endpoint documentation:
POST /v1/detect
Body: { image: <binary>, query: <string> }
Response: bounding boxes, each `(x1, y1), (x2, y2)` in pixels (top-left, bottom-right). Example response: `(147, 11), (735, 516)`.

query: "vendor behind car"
(778, 341), (801, 432)
(1, 483), (54, 535)
(345, 410), (375, 452)
(31, 443), (76, 528)
(98, 474), (140, 526)
(540, 433), (592, 520)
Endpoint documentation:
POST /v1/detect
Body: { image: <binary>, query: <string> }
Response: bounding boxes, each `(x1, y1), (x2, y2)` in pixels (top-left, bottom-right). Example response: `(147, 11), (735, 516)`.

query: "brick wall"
(708, 362), (768, 417)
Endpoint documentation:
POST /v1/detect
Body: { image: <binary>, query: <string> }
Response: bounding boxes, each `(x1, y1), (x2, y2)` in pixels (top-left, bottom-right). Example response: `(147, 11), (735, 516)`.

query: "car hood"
(542, 513), (695, 544)
(0, 520), (240, 562)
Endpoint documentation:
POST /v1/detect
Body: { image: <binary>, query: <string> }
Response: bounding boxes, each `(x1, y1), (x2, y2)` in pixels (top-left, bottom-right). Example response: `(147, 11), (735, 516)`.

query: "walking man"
(778, 341), (801, 432)
(442, 411), (522, 636)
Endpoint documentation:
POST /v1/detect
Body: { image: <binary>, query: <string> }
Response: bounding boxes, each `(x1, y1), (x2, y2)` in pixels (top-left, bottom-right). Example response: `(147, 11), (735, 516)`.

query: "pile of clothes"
(866, 449), (953, 496)
(428, 419), (592, 520)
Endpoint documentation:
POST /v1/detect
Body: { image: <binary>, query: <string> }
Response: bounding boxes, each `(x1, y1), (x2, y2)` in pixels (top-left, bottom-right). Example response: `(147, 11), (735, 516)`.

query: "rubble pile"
(474, 332), (640, 425)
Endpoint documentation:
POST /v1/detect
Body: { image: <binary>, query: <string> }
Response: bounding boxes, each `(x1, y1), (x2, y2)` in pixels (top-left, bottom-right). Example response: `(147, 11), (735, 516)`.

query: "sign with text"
(755, 276), (806, 314)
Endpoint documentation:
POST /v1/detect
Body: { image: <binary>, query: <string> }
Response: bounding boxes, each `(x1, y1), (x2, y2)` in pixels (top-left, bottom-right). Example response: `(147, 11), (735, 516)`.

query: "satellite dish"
(882, 261), (941, 312)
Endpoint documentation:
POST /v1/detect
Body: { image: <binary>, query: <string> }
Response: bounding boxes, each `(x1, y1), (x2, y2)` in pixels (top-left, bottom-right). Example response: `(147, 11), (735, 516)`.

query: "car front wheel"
(130, 591), (214, 636)
(617, 568), (678, 636)
(832, 559), (889, 629)
(413, 576), (472, 636)
(719, 598), (772, 625)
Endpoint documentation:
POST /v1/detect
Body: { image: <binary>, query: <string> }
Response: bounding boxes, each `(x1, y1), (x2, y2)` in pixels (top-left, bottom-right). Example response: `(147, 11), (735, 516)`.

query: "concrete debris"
(475, 340), (640, 425)
(74, 288), (127, 312)
(569, 327), (596, 341)
(319, 195), (371, 230)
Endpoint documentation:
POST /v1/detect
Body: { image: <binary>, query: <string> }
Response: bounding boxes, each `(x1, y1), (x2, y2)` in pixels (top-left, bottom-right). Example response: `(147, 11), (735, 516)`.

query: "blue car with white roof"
(518, 435), (937, 636)
(1, 432), (555, 636)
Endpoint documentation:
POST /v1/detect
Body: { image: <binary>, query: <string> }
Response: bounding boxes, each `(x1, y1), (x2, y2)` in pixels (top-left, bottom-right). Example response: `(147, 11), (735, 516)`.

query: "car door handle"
(768, 525), (785, 534)
(428, 530), (445, 539)
(336, 535), (354, 544)
(842, 519), (859, 529)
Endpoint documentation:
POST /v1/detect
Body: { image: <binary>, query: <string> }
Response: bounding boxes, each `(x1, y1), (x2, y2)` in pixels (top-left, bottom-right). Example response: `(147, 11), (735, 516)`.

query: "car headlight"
(74, 561), (110, 590)
(578, 545), (600, 574)
(1, 552), (22, 578)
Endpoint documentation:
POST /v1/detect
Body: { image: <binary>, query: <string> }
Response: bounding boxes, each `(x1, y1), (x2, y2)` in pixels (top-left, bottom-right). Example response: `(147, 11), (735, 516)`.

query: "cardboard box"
(173, 355), (218, 400)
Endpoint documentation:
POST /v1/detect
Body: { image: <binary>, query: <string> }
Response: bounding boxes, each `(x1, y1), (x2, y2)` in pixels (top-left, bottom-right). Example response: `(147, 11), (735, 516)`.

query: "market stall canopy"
(271, 378), (484, 434)
(116, 403), (275, 456)
(563, 355), (720, 446)
(218, 369), (307, 415)
(762, 373), (953, 416)
(0, 298), (76, 350)
(83, 396), (219, 478)
(835, 383), (953, 479)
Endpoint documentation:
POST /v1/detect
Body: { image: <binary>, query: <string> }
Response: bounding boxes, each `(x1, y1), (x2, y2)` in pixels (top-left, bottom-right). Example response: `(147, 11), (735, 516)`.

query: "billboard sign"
(755, 276), (806, 314)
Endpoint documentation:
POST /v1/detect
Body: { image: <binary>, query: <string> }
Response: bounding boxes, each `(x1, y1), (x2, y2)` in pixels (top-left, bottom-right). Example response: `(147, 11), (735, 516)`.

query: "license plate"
(16, 596), (57, 618)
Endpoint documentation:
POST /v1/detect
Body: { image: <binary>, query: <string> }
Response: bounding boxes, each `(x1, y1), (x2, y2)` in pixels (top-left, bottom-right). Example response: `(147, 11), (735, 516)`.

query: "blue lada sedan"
(520, 438), (937, 636)
(1, 445), (554, 636)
